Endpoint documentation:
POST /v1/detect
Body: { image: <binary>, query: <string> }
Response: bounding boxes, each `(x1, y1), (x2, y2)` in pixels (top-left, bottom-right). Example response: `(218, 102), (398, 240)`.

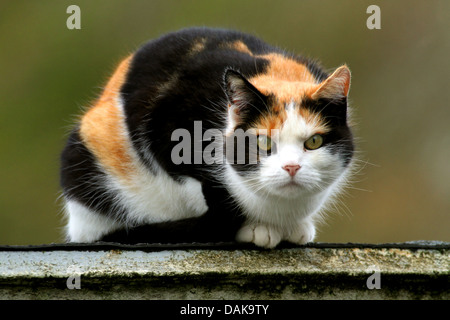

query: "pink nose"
(282, 164), (301, 177)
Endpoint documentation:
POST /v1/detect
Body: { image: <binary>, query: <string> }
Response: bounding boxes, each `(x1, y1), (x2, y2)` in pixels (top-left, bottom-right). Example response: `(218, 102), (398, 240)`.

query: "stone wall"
(0, 242), (448, 300)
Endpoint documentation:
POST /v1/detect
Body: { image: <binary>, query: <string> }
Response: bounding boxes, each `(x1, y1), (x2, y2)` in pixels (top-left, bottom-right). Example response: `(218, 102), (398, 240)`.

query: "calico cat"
(60, 27), (354, 248)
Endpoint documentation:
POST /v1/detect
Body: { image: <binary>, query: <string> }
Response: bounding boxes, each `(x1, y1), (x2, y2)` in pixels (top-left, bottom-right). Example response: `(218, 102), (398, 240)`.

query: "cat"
(60, 27), (354, 248)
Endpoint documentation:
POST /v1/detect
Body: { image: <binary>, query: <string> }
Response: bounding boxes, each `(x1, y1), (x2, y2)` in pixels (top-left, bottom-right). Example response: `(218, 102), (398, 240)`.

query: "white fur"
(65, 200), (122, 242)
(66, 168), (208, 242)
(227, 103), (350, 248)
(101, 159), (208, 226)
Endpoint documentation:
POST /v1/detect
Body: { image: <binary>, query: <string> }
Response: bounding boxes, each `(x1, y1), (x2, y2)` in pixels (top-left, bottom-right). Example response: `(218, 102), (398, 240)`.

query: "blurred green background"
(0, 0), (449, 245)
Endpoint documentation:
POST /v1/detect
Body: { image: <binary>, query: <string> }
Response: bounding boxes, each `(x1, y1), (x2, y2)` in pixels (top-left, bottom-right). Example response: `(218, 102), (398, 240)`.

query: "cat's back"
(127, 27), (278, 75)
(121, 27), (280, 106)
(121, 27), (327, 105)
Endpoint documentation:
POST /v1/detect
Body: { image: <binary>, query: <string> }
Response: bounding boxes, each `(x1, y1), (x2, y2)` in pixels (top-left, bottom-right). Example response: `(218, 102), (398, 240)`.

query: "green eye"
(257, 135), (272, 151)
(304, 134), (324, 150)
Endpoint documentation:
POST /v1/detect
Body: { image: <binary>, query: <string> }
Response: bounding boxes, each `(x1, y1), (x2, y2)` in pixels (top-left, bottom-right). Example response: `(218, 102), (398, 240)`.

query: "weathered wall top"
(0, 241), (448, 300)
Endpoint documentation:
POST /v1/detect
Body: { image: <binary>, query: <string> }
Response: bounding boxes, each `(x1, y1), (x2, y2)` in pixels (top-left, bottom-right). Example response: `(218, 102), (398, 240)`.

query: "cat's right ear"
(311, 65), (351, 101)
(224, 69), (266, 127)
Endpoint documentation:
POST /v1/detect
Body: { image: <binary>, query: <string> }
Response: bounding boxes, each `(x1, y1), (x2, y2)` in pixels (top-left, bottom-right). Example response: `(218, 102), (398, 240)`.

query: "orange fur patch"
(189, 37), (207, 56)
(255, 110), (287, 133)
(80, 55), (135, 181)
(249, 53), (318, 104)
(221, 41), (319, 103)
(260, 53), (317, 83)
(253, 107), (329, 135)
(226, 40), (254, 55)
(299, 107), (329, 133)
(222, 40), (349, 111)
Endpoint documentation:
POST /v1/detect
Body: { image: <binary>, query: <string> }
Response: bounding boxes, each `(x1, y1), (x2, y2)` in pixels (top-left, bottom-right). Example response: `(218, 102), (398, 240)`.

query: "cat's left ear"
(311, 65), (351, 100)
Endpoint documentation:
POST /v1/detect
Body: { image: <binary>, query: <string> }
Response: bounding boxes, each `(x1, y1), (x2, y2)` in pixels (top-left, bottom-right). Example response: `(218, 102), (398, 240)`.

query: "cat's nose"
(282, 164), (301, 177)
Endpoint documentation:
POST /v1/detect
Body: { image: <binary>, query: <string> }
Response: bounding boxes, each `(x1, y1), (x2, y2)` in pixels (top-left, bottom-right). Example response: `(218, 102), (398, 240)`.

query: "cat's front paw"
(236, 223), (282, 249)
(286, 219), (316, 245)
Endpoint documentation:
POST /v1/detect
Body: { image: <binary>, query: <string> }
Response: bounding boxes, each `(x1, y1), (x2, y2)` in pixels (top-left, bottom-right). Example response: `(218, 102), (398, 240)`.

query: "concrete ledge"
(0, 242), (448, 299)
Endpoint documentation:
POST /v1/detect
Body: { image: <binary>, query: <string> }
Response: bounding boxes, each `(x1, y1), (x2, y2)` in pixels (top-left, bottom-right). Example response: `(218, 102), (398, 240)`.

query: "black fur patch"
(302, 97), (354, 166)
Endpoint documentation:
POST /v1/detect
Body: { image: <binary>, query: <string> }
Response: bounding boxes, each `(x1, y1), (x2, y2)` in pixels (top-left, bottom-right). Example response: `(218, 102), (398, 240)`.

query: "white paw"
(286, 219), (316, 245)
(236, 223), (282, 249)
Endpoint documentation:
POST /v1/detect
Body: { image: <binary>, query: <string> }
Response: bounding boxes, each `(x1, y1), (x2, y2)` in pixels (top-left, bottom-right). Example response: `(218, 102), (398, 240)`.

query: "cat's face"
(224, 67), (353, 199)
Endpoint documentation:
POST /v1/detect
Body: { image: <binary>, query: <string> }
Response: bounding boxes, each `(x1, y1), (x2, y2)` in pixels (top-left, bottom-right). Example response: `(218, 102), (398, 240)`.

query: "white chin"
(265, 181), (306, 198)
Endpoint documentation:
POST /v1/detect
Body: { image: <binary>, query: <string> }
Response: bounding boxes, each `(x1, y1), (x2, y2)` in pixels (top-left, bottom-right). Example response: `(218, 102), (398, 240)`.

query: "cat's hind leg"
(65, 200), (122, 242)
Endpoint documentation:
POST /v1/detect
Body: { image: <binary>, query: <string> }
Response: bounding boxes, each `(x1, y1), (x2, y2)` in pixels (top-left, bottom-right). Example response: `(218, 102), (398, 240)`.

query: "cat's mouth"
(279, 180), (302, 189)
(266, 179), (305, 198)
(284, 180), (299, 186)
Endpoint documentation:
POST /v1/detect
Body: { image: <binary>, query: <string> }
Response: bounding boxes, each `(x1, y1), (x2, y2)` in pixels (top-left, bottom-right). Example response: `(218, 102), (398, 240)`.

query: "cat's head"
(223, 65), (354, 199)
